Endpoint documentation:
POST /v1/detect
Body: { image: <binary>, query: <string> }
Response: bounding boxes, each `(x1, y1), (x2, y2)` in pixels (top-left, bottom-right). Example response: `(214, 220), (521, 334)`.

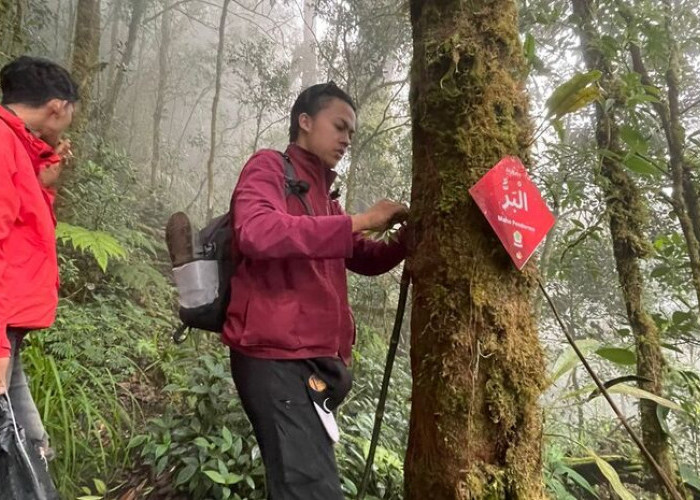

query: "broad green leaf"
(524, 33), (536, 63)
(175, 464), (198, 486)
(93, 479), (107, 495)
(555, 87), (601, 119)
(204, 470), (227, 484)
(606, 384), (683, 411)
(596, 347), (637, 365)
(546, 70), (602, 119)
(651, 265), (671, 278)
(222, 426), (233, 447)
(193, 437), (211, 449)
(155, 443), (169, 460)
(657, 405), (670, 435)
(587, 448), (636, 500)
(127, 435), (148, 450)
(555, 465), (599, 498)
(679, 463), (700, 491)
(623, 153), (660, 176)
(619, 125), (649, 154)
(550, 339), (600, 383)
(226, 472), (243, 484)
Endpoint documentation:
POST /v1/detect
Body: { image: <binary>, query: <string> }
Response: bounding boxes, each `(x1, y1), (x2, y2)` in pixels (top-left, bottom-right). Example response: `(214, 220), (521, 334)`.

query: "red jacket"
(222, 144), (405, 364)
(0, 106), (60, 358)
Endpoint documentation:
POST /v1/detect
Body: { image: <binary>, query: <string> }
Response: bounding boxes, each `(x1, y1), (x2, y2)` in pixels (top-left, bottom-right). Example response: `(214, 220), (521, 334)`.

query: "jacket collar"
(285, 143), (337, 192)
(0, 106), (60, 172)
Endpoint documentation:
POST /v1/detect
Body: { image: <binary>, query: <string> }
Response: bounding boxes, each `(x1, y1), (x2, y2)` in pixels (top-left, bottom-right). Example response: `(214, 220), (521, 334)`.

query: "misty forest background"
(2, 0), (700, 498)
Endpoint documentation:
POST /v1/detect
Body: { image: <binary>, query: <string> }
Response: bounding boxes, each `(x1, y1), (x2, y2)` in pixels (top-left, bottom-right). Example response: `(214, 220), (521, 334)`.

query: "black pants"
(230, 350), (344, 500)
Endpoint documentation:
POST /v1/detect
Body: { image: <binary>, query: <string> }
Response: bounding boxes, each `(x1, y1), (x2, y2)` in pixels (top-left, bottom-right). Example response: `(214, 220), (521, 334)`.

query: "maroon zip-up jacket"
(222, 143), (406, 364)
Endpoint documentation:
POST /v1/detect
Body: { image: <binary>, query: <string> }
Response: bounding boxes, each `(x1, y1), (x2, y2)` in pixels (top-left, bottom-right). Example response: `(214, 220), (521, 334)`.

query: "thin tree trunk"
(65, 0), (76, 62)
(404, 1), (546, 498)
(102, 0), (145, 136)
(300, 0), (317, 88)
(664, 14), (700, 311)
(126, 29), (145, 153)
(151, 0), (172, 188)
(205, 0), (231, 221)
(627, 23), (700, 310)
(12, 0), (23, 52)
(106, 0), (123, 89)
(71, 0), (101, 132)
(572, 0), (686, 497)
(0, 0), (15, 56)
(682, 163), (700, 242)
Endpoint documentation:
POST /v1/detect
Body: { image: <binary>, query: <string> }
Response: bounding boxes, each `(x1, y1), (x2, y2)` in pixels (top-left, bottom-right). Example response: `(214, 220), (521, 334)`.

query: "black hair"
(0, 56), (79, 107)
(289, 81), (356, 142)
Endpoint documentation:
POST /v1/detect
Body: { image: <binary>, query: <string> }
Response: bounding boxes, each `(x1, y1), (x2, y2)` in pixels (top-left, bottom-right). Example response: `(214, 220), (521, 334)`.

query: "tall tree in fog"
(151, 0), (173, 188)
(205, 0), (231, 221)
(71, 0), (101, 131)
(571, 0), (686, 496)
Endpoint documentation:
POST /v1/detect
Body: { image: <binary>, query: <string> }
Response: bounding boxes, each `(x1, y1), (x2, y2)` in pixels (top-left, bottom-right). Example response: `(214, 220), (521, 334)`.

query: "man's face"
(300, 98), (356, 168)
(41, 99), (75, 147)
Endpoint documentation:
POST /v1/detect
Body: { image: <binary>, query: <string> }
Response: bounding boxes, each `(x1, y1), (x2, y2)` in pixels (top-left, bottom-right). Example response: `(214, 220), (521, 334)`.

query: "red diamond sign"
(469, 156), (555, 270)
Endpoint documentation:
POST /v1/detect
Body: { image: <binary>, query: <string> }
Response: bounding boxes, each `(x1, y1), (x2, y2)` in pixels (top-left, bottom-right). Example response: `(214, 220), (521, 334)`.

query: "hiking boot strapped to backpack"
(165, 152), (313, 342)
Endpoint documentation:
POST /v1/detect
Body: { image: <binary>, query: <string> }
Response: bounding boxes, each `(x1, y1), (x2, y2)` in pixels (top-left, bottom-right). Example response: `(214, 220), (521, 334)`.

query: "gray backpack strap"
(280, 153), (314, 216)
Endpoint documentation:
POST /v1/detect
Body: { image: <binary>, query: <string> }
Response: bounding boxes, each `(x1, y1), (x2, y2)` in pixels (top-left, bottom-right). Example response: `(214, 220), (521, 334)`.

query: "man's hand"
(39, 139), (73, 188)
(0, 356), (9, 395)
(351, 199), (408, 232)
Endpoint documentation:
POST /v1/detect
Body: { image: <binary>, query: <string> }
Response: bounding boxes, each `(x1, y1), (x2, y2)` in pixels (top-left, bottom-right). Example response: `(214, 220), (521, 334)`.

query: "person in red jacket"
(0, 56), (78, 461)
(225, 82), (408, 498)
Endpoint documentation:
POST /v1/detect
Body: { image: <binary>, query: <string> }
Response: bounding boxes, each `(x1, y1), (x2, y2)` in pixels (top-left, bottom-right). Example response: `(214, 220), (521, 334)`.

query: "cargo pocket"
(273, 394), (329, 484)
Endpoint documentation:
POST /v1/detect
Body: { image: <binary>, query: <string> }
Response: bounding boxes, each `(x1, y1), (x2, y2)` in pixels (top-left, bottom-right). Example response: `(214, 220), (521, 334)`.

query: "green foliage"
(131, 353), (265, 500)
(56, 222), (127, 272)
(126, 324), (410, 500)
(545, 70), (602, 119)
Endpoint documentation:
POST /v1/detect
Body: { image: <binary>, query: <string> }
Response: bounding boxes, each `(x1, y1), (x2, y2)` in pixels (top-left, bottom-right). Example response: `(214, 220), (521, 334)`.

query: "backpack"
(170, 152), (313, 343)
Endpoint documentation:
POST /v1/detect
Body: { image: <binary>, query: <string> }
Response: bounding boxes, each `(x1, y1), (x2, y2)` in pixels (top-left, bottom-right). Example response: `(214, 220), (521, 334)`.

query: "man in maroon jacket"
(223, 82), (407, 498)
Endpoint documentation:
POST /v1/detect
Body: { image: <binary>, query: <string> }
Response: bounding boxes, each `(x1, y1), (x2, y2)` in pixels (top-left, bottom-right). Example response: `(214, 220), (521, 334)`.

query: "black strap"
(281, 153), (314, 216)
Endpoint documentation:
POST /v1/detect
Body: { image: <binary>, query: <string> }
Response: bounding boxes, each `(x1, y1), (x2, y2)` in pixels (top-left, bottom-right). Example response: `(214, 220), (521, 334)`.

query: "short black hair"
(289, 81), (356, 141)
(1, 56), (79, 107)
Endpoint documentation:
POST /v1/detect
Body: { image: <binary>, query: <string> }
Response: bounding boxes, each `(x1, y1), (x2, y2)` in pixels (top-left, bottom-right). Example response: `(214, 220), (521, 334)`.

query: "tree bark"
(300, 0), (317, 88)
(70, 0), (101, 132)
(205, 0), (231, 221)
(404, 1), (546, 498)
(101, 0), (145, 136)
(572, 0), (687, 497)
(106, 0), (123, 91)
(627, 23), (700, 310)
(664, 16), (700, 311)
(151, 0), (172, 188)
(0, 0), (15, 56)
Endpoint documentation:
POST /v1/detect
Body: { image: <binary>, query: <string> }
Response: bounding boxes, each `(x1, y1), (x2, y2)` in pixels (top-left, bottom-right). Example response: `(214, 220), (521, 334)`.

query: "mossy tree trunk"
(404, 1), (546, 498)
(572, 0), (687, 497)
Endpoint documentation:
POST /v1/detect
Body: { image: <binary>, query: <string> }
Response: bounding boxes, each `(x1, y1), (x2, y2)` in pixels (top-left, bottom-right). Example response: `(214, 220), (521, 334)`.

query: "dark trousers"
(230, 350), (344, 500)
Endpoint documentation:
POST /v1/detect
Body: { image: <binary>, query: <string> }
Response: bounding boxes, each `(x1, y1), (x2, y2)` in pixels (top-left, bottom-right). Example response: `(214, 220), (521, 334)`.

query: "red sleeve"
(233, 151), (354, 260)
(346, 225), (407, 276)
(328, 200), (407, 276)
(0, 145), (19, 358)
